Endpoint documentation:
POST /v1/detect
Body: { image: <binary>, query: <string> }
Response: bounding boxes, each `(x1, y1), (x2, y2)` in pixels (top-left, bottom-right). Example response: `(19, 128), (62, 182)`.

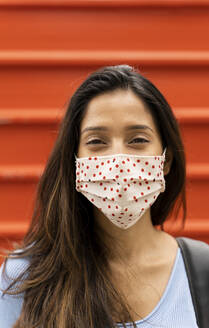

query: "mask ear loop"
(74, 153), (78, 163)
(162, 148), (167, 157)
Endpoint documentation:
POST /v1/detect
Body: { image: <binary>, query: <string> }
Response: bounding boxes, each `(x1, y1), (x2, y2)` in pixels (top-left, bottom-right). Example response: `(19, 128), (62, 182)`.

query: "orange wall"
(1, 1), (209, 256)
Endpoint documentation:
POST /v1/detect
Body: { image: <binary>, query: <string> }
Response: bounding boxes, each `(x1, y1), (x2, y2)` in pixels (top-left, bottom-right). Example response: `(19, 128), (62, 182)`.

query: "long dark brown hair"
(2, 65), (186, 328)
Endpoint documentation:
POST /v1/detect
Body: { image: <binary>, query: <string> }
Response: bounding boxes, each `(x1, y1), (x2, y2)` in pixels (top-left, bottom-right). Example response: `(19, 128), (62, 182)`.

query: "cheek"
(153, 135), (164, 154)
(148, 139), (163, 156)
(77, 146), (83, 157)
(76, 139), (82, 157)
(77, 142), (88, 157)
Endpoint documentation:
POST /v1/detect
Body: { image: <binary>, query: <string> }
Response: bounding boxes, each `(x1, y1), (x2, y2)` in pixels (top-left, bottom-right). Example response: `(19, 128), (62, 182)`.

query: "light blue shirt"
(0, 247), (199, 327)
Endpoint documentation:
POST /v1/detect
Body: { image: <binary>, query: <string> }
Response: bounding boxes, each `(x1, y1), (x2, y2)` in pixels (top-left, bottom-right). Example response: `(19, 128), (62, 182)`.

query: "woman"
(0, 64), (200, 327)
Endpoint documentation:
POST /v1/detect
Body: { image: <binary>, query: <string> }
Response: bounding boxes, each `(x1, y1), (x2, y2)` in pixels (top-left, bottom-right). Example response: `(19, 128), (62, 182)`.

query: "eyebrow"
(81, 124), (154, 135)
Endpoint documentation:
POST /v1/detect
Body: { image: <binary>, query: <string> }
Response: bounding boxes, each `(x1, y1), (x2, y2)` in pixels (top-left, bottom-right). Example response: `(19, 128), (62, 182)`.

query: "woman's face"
(77, 89), (164, 160)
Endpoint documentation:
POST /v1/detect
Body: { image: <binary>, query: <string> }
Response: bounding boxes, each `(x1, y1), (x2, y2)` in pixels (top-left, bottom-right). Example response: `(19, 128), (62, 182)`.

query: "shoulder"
(0, 252), (30, 291)
(0, 253), (30, 327)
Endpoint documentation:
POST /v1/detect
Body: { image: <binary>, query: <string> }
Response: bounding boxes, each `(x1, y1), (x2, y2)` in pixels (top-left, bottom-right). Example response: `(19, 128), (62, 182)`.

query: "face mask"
(75, 150), (166, 229)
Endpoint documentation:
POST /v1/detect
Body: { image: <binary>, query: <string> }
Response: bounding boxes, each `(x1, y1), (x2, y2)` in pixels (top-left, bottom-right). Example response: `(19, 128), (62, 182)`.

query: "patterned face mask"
(75, 150), (166, 229)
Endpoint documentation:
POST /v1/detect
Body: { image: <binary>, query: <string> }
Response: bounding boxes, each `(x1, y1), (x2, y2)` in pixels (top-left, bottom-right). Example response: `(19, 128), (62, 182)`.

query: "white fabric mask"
(75, 150), (166, 229)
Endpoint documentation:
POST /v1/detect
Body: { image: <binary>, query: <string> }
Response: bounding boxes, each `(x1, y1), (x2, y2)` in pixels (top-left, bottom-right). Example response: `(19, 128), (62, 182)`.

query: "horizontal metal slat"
(1, 108), (209, 125)
(187, 164), (209, 179)
(175, 109), (209, 123)
(0, 66), (209, 109)
(0, 222), (29, 237)
(0, 109), (62, 125)
(0, 7), (209, 53)
(0, 165), (43, 181)
(164, 219), (209, 239)
(0, 0), (209, 8)
(1, 51), (209, 67)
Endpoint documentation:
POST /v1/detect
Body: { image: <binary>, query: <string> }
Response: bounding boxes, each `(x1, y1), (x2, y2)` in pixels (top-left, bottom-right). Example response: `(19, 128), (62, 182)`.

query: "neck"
(94, 207), (164, 264)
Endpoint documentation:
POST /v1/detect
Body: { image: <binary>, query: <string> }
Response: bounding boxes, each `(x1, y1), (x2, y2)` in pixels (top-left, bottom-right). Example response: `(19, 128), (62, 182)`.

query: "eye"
(86, 139), (105, 145)
(129, 138), (149, 144)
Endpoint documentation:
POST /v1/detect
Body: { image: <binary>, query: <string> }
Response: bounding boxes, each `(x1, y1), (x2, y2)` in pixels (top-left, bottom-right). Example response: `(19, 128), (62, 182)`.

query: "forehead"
(80, 89), (156, 130)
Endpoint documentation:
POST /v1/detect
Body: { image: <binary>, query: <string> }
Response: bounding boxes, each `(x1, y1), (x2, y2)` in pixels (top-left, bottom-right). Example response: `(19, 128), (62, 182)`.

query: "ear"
(163, 147), (173, 176)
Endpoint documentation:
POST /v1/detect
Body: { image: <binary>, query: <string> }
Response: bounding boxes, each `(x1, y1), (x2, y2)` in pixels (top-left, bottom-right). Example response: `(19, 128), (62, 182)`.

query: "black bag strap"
(176, 236), (209, 328)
